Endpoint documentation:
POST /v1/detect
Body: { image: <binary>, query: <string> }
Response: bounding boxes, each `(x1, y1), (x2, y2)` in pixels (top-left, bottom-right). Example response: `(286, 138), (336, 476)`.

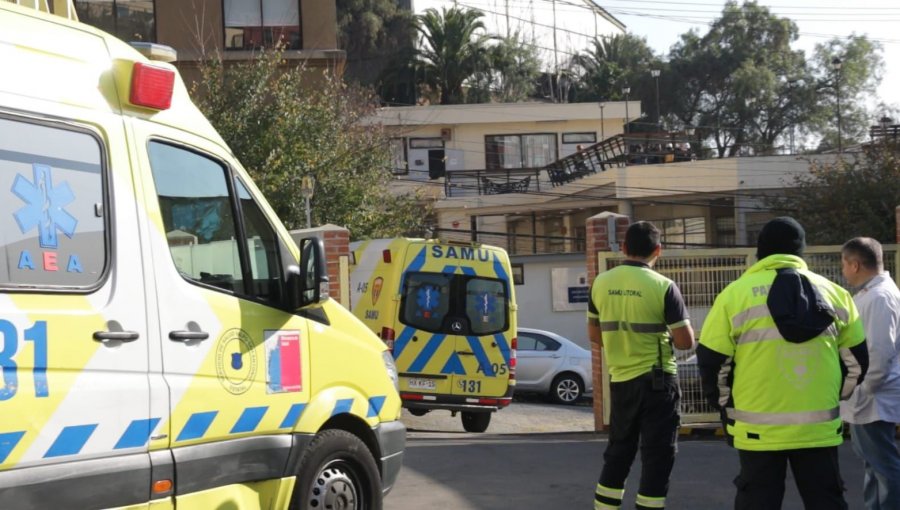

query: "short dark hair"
(842, 237), (883, 271)
(624, 221), (660, 258)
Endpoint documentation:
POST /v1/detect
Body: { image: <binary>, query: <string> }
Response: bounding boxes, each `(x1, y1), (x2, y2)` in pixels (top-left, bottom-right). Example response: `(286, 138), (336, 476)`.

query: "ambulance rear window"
(400, 272), (509, 336)
(0, 117), (107, 289)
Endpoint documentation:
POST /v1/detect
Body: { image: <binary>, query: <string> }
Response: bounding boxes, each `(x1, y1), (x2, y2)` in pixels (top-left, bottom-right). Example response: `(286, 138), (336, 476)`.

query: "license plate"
(407, 378), (436, 390)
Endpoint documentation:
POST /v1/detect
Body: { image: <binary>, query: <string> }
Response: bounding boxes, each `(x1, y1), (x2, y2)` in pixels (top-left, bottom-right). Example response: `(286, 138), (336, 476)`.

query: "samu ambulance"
(349, 239), (517, 433)
(0, 2), (404, 509)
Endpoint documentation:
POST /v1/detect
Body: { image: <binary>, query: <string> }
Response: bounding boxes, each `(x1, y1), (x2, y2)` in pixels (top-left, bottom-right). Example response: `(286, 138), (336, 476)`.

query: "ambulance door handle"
(169, 330), (209, 342)
(458, 351), (475, 356)
(93, 331), (139, 343)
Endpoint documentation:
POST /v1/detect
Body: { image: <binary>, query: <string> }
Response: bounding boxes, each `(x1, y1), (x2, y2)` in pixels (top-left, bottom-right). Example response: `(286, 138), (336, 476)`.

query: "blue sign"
(567, 286), (590, 304)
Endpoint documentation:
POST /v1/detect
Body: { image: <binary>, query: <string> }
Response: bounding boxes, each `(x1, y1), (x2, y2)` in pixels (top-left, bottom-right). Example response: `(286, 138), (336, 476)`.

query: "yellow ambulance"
(0, 2), (403, 508)
(349, 239), (517, 433)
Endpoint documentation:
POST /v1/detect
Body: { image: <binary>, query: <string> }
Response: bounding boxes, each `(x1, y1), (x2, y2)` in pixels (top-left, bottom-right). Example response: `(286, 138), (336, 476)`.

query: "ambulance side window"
(0, 117), (107, 289)
(148, 142), (244, 294)
(234, 178), (281, 302)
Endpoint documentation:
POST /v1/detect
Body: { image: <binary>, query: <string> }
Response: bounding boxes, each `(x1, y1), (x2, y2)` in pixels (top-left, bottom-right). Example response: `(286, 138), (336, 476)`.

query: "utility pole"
(552, 0), (559, 103)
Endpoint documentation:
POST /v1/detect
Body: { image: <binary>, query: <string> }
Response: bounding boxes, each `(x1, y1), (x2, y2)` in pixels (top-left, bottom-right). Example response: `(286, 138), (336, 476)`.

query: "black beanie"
(757, 217), (806, 259)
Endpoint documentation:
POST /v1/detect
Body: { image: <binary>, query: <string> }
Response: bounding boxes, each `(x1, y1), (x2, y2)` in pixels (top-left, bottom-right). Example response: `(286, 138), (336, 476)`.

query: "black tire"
(461, 411), (491, 433)
(294, 429), (382, 510)
(550, 373), (583, 405)
(408, 408), (429, 417)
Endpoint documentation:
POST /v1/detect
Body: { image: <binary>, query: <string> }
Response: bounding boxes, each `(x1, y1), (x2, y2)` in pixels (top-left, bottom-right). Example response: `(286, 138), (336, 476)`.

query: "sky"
(599, 0), (900, 112)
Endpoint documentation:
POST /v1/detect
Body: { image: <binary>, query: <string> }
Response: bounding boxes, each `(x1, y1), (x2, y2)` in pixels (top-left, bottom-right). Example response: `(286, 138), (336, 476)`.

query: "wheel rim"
(557, 379), (580, 402)
(308, 460), (362, 510)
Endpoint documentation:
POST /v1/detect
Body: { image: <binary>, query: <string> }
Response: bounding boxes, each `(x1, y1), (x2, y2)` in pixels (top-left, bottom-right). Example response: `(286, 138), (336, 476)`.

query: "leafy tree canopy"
(767, 142), (900, 244)
(415, 6), (491, 104)
(189, 51), (432, 239)
(336, 0), (416, 86)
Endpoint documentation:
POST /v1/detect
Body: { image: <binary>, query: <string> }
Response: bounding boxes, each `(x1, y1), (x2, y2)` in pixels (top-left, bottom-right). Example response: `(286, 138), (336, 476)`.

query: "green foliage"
(767, 142), (900, 244)
(574, 34), (658, 102)
(336, 0), (416, 88)
(469, 32), (542, 103)
(415, 7), (491, 104)
(189, 51), (432, 239)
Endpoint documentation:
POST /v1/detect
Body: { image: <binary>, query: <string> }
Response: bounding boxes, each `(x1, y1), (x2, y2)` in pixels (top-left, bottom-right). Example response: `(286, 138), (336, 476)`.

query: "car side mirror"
(286, 237), (329, 310)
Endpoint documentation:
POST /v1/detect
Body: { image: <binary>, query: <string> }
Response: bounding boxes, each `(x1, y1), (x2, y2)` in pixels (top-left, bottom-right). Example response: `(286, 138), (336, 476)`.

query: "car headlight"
(382, 351), (399, 391)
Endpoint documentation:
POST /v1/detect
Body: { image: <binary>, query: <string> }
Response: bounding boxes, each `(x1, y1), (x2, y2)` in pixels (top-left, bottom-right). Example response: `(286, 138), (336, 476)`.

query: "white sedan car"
(515, 327), (593, 405)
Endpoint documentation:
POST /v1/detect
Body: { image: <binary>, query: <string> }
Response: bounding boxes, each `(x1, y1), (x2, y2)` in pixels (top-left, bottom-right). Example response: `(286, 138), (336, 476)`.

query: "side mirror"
(286, 237), (329, 310)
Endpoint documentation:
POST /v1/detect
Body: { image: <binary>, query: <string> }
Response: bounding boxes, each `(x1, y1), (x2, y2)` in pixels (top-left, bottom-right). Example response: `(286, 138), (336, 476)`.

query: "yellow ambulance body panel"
(0, 2), (404, 508)
(350, 238), (518, 433)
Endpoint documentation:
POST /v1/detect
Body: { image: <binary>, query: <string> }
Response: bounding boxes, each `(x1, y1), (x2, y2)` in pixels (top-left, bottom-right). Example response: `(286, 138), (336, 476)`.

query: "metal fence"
(596, 245), (900, 425)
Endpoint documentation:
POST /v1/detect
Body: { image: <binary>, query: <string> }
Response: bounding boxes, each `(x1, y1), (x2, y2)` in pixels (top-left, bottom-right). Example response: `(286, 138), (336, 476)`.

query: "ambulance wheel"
(550, 373), (583, 405)
(408, 409), (429, 417)
(294, 429), (382, 510)
(461, 411), (491, 433)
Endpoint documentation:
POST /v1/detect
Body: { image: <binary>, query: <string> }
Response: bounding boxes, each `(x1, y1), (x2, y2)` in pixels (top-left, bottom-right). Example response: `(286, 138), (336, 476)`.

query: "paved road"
(386, 400), (872, 509)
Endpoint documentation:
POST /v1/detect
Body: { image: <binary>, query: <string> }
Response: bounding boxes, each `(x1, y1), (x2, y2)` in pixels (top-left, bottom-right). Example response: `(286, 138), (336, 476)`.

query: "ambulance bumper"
(401, 386), (515, 412)
(376, 420), (406, 495)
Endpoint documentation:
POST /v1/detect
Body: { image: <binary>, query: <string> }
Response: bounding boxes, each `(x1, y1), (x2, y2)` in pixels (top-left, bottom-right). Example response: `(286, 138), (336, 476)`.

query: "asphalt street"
(385, 400), (874, 509)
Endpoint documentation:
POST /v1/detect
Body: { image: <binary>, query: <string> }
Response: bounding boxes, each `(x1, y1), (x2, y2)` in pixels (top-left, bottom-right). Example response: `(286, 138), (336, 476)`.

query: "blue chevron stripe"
(176, 411), (217, 442)
(392, 326), (417, 358)
(399, 247), (428, 289)
(408, 334), (446, 373)
(367, 396), (387, 418)
(231, 407), (268, 434)
(492, 253), (509, 281)
(494, 333), (511, 364)
(441, 265), (457, 275)
(441, 352), (466, 375)
(45, 424), (97, 458)
(114, 418), (161, 449)
(467, 336), (495, 376)
(280, 403), (306, 428)
(0, 431), (25, 463)
(332, 398), (354, 416)
(460, 266), (476, 276)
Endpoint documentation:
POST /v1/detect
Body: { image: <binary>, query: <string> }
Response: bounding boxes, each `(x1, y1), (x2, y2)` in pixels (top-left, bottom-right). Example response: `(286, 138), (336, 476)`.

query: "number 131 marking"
(0, 320), (48, 400)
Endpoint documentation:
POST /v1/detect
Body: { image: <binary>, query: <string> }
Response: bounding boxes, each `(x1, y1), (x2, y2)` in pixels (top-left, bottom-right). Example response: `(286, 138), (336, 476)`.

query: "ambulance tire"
(550, 373), (583, 405)
(408, 408), (429, 417)
(461, 411), (491, 433)
(294, 429), (382, 510)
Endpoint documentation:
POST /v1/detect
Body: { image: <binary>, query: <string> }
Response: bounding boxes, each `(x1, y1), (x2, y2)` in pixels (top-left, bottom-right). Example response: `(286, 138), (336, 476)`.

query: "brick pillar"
(585, 211), (630, 432)
(289, 224), (351, 308)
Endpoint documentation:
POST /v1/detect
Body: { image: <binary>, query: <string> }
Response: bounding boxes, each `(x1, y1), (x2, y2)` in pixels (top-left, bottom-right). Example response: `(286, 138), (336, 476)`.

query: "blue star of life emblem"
(12, 164), (77, 249)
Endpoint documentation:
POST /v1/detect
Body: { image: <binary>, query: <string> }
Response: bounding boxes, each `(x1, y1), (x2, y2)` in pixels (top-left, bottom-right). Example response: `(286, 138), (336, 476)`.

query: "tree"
(336, 0), (416, 88)
(415, 7), (490, 104)
(468, 31), (542, 103)
(767, 142), (900, 244)
(574, 34), (658, 104)
(189, 50), (432, 238)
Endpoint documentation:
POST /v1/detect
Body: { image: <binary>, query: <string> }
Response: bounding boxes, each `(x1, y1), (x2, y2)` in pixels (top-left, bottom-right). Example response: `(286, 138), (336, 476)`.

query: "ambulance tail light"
(508, 337), (517, 380)
(130, 63), (175, 110)
(401, 393), (424, 400)
(478, 397), (512, 408)
(382, 249), (392, 263)
(381, 326), (396, 352)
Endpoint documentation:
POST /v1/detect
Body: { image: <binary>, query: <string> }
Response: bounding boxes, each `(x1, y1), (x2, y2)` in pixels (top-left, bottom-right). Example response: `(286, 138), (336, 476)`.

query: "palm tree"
(415, 7), (489, 104)
(574, 34), (657, 102)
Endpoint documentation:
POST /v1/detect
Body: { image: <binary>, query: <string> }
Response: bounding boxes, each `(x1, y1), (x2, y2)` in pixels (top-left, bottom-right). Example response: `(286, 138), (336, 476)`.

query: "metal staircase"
(544, 134), (628, 187)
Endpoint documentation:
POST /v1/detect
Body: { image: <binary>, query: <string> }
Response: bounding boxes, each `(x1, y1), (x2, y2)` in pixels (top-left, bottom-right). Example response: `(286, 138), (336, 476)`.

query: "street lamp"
(650, 69), (661, 131)
(598, 102), (606, 140)
(622, 86), (631, 134)
(300, 175), (315, 229)
(831, 56), (843, 153)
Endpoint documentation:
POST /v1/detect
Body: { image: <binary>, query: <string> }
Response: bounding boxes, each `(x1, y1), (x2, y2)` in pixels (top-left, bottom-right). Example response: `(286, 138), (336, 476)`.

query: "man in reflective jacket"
(697, 217), (869, 509)
(588, 221), (695, 510)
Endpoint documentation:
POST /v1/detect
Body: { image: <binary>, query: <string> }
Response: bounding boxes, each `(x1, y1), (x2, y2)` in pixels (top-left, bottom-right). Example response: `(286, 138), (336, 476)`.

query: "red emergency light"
(130, 62), (175, 110)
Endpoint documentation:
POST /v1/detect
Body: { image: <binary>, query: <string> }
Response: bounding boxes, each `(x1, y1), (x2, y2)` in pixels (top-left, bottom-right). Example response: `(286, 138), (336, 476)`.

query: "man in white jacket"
(841, 237), (900, 510)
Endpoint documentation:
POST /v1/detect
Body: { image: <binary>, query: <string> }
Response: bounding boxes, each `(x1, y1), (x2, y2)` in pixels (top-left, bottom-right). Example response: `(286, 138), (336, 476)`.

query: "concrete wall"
(510, 252), (591, 348)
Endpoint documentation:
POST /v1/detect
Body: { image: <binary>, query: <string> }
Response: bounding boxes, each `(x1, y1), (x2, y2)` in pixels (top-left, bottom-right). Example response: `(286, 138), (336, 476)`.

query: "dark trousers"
(599, 372), (680, 508)
(735, 446), (847, 510)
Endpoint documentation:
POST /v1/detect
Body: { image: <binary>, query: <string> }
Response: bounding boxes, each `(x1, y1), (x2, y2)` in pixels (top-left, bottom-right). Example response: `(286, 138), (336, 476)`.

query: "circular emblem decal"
(450, 320), (464, 333)
(215, 328), (258, 395)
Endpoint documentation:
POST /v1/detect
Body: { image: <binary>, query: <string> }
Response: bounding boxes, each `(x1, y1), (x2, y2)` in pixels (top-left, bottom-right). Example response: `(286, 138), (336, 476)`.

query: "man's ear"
(653, 244), (662, 258)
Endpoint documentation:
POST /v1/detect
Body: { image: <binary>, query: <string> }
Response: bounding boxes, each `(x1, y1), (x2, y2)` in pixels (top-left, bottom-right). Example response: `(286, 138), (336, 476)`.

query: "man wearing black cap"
(696, 216), (870, 509)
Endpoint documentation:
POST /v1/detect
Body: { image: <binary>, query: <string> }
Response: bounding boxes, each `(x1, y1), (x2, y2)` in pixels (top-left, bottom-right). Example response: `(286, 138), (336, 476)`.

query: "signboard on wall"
(551, 267), (590, 311)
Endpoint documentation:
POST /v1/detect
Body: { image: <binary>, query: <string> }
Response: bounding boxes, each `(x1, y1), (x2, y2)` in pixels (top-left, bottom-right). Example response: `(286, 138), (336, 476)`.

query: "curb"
(679, 425), (724, 437)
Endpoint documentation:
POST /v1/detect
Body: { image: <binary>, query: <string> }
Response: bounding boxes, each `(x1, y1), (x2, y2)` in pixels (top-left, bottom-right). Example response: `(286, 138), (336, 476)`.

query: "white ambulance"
(350, 239), (518, 433)
(0, 2), (404, 508)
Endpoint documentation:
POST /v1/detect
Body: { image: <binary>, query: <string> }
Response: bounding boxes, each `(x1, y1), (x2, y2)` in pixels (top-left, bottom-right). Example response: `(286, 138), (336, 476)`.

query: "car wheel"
(293, 429), (382, 510)
(550, 373), (583, 405)
(408, 408), (429, 417)
(461, 411), (491, 433)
